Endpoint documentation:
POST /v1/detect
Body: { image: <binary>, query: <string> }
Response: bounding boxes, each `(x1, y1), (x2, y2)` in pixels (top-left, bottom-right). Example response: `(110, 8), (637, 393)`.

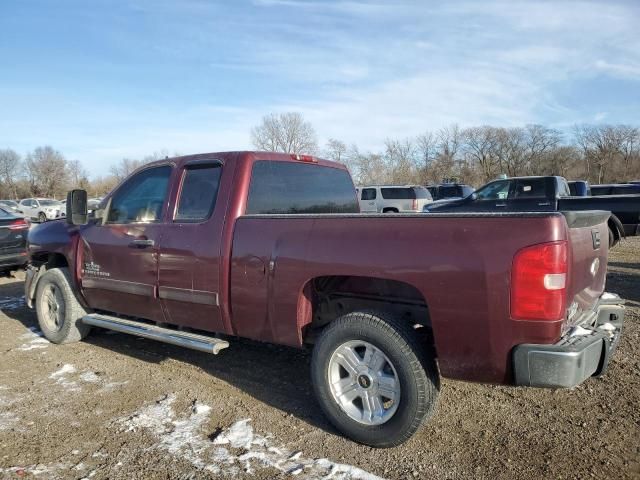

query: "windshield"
(39, 200), (61, 206)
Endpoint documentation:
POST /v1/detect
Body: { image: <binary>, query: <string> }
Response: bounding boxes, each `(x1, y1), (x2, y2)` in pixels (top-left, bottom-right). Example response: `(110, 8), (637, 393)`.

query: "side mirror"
(468, 192), (478, 201)
(66, 189), (88, 225)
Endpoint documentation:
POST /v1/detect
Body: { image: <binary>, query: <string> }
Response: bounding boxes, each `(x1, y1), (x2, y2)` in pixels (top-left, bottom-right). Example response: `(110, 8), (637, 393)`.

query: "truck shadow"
(605, 269), (640, 305)
(0, 280), (336, 436)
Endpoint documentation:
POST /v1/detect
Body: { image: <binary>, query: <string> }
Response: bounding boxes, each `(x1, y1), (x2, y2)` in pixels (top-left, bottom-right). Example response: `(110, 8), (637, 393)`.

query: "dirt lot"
(0, 239), (638, 480)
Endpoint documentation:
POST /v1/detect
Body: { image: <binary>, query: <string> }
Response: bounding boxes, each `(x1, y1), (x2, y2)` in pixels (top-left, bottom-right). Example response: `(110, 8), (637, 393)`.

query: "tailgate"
(562, 211), (609, 328)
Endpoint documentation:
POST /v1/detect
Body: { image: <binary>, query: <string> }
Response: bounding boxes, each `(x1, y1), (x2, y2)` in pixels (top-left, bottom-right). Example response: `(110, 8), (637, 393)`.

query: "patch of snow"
(570, 326), (593, 337)
(118, 395), (384, 479)
(80, 372), (101, 383)
(0, 411), (19, 431)
(49, 364), (81, 392)
(50, 364), (77, 379)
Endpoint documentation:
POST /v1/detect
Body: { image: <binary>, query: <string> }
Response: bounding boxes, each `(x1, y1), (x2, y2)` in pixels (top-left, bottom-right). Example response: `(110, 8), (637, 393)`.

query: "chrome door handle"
(129, 239), (155, 248)
(538, 202), (551, 206)
(495, 203), (507, 207)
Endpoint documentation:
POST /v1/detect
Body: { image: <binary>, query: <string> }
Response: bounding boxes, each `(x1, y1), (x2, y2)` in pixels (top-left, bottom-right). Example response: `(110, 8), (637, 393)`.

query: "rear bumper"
(512, 292), (625, 388)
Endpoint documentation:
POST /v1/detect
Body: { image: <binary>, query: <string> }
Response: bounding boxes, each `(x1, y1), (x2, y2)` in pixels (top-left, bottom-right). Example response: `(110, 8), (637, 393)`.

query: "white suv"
(18, 198), (63, 222)
(357, 185), (433, 213)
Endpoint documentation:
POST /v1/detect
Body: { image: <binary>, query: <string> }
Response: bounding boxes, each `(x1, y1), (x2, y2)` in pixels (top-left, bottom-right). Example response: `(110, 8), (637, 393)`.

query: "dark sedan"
(0, 207), (30, 273)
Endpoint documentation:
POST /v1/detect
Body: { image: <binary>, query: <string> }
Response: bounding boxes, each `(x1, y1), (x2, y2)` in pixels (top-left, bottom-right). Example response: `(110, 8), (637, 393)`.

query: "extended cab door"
(79, 164), (173, 321)
(156, 158), (230, 333)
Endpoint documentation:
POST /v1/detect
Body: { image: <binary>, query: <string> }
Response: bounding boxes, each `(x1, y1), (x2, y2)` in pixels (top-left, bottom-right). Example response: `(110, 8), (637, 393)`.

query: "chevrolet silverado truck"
(24, 152), (625, 448)
(425, 175), (640, 247)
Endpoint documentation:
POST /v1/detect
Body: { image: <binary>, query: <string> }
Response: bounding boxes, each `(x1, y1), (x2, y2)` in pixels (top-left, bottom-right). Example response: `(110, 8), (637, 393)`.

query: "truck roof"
(141, 151), (347, 171)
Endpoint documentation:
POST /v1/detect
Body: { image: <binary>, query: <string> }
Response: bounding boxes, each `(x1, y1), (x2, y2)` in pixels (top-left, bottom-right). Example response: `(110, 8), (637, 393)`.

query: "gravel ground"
(0, 238), (638, 480)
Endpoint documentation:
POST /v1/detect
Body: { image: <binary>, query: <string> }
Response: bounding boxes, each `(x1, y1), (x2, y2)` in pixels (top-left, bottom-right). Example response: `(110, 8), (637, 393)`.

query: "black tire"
(311, 310), (439, 448)
(38, 212), (46, 223)
(608, 228), (615, 248)
(383, 208), (398, 214)
(35, 267), (91, 344)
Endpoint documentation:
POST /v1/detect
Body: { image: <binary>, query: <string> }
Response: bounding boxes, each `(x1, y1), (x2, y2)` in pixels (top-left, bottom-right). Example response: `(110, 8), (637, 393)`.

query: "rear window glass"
(246, 161), (358, 214)
(381, 188), (414, 199)
(0, 208), (12, 218)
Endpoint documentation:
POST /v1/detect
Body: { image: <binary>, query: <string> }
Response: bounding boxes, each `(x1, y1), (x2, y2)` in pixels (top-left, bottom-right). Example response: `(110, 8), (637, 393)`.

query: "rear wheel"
(311, 310), (439, 447)
(35, 267), (91, 344)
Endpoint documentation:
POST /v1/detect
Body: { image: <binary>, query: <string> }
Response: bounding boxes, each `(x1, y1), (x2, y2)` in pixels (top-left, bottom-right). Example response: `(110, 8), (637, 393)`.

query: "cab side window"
(475, 180), (510, 200)
(174, 164), (222, 222)
(107, 166), (172, 224)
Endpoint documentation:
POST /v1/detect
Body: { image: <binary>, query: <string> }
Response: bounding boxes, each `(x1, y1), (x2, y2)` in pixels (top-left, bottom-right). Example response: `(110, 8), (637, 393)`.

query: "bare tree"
(463, 126), (500, 181)
(416, 131), (437, 183)
(384, 138), (417, 184)
(324, 138), (347, 163)
(25, 146), (70, 198)
(0, 149), (23, 199)
(251, 112), (318, 154)
(493, 127), (526, 177)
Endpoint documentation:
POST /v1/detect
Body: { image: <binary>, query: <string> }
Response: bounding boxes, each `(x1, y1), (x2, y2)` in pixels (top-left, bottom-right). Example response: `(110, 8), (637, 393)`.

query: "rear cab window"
(511, 178), (548, 199)
(246, 161), (358, 214)
(174, 163), (222, 222)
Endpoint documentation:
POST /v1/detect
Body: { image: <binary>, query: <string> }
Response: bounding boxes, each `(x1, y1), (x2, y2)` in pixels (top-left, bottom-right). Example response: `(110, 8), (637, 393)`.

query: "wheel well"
(382, 208), (398, 213)
(301, 275), (431, 345)
(31, 252), (69, 269)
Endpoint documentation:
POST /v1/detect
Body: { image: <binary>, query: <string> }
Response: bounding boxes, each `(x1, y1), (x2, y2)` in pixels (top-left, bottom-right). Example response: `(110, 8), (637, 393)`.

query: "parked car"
(357, 185), (432, 213)
(25, 152), (625, 448)
(568, 180), (591, 196)
(426, 183), (475, 202)
(87, 197), (103, 212)
(0, 200), (20, 213)
(425, 175), (640, 246)
(18, 198), (64, 222)
(0, 207), (29, 274)
(591, 183), (640, 196)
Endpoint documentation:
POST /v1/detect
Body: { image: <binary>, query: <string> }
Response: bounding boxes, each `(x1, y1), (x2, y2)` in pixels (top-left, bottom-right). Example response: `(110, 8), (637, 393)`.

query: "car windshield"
(0, 201), (17, 207)
(39, 200), (60, 206)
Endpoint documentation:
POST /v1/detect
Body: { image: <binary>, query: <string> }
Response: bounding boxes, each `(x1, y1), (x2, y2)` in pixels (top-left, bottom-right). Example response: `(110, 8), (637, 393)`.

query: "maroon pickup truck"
(24, 151), (625, 447)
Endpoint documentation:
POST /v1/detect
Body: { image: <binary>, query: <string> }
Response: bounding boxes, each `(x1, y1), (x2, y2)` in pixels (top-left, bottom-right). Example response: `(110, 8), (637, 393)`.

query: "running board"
(82, 314), (229, 354)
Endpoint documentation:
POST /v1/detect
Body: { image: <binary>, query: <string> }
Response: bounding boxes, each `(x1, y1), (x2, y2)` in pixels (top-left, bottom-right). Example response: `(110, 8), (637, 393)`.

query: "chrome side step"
(82, 313), (229, 354)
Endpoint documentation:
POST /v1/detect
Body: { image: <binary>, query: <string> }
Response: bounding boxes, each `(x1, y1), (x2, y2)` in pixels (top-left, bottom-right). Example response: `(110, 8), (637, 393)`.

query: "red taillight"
(8, 218), (29, 230)
(290, 154), (318, 163)
(511, 241), (568, 321)
(412, 198), (418, 210)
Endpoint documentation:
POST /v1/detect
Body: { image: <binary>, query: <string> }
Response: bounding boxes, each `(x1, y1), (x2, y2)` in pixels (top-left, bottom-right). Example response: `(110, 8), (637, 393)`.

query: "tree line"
(252, 112), (640, 187)
(0, 147), (173, 200)
(1, 113), (638, 200)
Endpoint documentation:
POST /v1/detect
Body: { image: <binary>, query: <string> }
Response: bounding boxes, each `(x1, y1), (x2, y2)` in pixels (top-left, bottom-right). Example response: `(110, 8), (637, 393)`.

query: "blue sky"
(1, 0), (639, 176)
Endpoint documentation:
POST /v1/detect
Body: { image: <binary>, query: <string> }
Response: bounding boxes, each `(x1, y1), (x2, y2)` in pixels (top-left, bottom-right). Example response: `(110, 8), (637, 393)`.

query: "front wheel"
(311, 310), (439, 448)
(35, 267), (91, 344)
(38, 212), (47, 223)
